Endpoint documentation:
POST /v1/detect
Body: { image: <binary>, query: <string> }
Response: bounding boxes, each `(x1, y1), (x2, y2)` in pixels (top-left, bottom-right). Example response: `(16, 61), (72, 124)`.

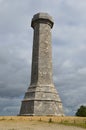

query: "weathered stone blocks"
(19, 13), (64, 116)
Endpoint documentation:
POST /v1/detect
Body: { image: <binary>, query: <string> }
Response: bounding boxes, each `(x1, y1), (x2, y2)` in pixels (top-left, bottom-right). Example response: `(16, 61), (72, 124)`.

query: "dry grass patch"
(0, 116), (86, 129)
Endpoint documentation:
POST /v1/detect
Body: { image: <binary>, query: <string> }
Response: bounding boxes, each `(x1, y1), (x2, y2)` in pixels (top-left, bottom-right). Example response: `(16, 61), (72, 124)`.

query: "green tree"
(76, 105), (86, 117)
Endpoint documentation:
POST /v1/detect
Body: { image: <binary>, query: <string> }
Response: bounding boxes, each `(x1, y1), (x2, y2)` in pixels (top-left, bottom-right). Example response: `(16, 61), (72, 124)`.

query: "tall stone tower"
(19, 13), (64, 116)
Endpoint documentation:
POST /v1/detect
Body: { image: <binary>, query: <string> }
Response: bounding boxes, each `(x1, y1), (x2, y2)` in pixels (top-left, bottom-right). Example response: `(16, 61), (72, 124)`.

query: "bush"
(76, 105), (86, 117)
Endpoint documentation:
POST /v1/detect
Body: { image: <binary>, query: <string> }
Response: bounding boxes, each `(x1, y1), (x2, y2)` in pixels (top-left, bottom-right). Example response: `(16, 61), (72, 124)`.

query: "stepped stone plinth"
(19, 13), (64, 116)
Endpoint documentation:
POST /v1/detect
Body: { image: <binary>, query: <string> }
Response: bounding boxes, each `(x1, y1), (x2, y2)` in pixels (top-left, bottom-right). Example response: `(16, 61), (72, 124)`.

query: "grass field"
(0, 116), (86, 129)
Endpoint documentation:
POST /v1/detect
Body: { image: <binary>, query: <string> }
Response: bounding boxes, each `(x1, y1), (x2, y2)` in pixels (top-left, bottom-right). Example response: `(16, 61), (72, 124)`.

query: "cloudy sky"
(0, 0), (86, 116)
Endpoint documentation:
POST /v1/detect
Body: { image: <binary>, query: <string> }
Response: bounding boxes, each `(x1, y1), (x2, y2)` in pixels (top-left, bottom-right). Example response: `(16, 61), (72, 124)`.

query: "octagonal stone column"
(19, 13), (64, 116)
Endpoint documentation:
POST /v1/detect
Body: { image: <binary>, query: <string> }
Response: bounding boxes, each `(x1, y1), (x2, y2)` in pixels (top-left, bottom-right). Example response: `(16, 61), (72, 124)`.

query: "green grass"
(59, 122), (86, 129)
(46, 118), (86, 128)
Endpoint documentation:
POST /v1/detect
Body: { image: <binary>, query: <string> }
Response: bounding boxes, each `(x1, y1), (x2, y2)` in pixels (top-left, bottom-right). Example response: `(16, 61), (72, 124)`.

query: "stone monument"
(19, 13), (64, 116)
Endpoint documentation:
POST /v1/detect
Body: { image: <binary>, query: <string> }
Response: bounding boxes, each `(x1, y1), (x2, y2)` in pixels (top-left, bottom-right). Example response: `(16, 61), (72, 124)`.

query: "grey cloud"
(0, 97), (21, 115)
(0, 0), (86, 116)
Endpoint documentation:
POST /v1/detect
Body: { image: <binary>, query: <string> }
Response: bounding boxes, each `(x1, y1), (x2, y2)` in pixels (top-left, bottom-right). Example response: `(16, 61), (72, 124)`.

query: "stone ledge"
(31, 12), (54, 28)
(22, 99), (62, 103)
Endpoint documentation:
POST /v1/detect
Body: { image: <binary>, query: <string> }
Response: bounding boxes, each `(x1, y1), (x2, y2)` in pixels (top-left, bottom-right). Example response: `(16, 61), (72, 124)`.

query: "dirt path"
(0, 120), (85, 130)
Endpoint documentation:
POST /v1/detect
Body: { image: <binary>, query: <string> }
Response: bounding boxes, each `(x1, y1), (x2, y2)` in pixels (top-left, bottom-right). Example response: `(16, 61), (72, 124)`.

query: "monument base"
(19, 84), (64, 116)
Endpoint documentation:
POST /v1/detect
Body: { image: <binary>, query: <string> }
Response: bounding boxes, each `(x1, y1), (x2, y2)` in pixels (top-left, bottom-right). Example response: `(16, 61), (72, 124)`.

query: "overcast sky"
(0, 0), (86, 116)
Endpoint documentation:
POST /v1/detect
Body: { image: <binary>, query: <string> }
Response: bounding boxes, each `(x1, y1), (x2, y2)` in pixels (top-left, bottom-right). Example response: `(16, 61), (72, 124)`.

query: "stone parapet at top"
(31, 12), (54, 28)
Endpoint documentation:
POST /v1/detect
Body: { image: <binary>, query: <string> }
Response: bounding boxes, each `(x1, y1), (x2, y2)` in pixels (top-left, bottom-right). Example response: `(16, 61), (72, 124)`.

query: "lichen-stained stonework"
(19, 13), (64, 116)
